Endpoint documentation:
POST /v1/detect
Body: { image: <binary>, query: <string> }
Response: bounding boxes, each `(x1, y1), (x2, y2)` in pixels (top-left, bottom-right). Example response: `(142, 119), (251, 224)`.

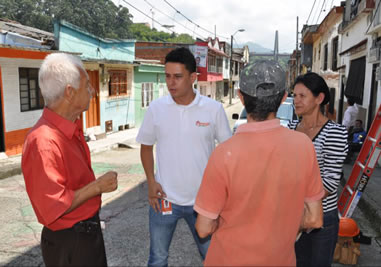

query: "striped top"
(289, 120), (348, 213)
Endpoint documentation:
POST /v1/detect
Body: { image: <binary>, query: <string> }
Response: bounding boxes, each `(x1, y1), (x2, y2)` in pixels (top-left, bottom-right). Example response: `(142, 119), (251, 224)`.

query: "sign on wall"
(190, 45), (208, 68)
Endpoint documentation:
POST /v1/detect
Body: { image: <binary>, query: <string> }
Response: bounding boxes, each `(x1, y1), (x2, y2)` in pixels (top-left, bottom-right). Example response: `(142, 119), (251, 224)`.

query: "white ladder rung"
(356, 161), (365, 169)
(368, 136), (377, 143)
(345, 185), (354, 195)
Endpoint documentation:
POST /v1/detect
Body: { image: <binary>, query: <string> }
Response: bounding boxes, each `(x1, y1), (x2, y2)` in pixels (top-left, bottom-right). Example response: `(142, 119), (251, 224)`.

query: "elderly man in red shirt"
(22, 53), (118, 266)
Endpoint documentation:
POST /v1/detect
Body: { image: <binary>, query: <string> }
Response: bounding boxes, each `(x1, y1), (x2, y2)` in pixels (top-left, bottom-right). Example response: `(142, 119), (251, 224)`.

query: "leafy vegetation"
(0, 0), (194, 42)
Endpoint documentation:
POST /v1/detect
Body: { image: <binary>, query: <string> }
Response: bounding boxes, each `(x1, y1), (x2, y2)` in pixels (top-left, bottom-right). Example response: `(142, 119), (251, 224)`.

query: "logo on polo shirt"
(196, 120), (210, 127)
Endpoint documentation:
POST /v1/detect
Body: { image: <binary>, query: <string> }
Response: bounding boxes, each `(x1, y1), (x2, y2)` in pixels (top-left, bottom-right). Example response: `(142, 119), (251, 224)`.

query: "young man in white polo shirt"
(136, 47), (231, 266)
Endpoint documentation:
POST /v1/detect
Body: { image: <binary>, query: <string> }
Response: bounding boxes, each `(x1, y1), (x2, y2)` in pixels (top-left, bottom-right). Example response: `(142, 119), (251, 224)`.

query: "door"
(0, 68), (5, 152)
(86, 70), (100, 128)
(367, 64), (379, 130)
(338, 75), (346, 124)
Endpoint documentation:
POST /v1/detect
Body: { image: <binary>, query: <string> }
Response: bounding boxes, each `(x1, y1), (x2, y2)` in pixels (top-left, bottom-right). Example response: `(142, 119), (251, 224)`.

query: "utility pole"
(296, 16), (299, 77)
(229, 29), (245, 104)
(150, 9), (155, 30)
(229, 34), (234, 104)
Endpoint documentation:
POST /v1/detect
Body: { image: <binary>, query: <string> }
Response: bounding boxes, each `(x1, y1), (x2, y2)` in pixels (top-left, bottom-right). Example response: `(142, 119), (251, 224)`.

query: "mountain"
(241, 42), (272, 53)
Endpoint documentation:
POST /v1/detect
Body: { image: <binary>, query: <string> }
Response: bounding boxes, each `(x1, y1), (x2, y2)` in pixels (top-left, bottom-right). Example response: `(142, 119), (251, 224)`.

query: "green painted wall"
(134, 64), (166, 127)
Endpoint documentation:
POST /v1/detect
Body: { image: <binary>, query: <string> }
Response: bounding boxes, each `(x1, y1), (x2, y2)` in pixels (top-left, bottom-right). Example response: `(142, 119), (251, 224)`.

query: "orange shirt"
(22, 108), (100, 231)
(194, 119), (324, 266)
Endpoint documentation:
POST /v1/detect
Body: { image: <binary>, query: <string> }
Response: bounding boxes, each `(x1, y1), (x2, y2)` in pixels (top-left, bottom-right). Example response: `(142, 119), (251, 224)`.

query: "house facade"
(54, 20), (136, 134)
(194, 38), (228, 100)
(302, 6), (344, 120)
(338, 0), (375, 126)
(296, 0), (380, 129)
(0, 20), (55, 156)
(0, 47), (53, 155)
(365, 0), (381, 126)
(133, 60), (166, 127)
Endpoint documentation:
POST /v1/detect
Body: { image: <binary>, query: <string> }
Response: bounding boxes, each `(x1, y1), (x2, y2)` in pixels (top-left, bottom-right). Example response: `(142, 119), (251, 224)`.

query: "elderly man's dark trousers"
(40, 215), (107, 266)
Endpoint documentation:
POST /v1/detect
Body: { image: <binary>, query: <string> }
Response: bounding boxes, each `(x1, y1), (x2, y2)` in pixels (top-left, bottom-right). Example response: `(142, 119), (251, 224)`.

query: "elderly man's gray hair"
(39, 53), (85, 107)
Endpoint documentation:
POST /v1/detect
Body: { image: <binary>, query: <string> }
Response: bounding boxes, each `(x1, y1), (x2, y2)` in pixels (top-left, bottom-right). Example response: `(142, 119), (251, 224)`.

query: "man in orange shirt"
(194, 60), (324, 266)
(22, 53), (118, 266)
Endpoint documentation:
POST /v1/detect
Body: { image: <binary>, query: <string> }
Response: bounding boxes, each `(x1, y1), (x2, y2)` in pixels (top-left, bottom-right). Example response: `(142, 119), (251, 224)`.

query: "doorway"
(367, 64), (379, 130)
(86, 70), (100, 128)
(0, 69), (5, 153)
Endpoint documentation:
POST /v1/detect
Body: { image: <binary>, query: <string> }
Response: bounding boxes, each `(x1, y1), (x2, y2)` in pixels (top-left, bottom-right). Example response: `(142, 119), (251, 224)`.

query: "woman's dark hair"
(293, 72), (330, 105)
(165, 47), (196, 73)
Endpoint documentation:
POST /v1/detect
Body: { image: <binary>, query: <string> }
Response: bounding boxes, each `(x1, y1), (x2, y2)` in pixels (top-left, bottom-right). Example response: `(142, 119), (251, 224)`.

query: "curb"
(0, 165), (22, 180)
(358, 194), (381, 236)
(0, 137), (138, 180)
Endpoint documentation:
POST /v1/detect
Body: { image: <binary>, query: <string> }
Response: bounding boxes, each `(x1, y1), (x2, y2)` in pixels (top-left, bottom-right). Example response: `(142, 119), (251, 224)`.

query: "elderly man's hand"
(97, 171), (118, 193)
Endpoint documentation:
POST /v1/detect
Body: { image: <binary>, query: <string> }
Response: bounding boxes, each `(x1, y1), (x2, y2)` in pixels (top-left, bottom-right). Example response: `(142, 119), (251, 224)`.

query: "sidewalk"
(0, 127), (140, 180)
(341, 157), (381, 235)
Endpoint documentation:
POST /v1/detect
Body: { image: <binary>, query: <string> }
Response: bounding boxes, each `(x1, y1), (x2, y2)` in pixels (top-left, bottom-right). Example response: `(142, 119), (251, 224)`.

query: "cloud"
(116, 0), (343, 52)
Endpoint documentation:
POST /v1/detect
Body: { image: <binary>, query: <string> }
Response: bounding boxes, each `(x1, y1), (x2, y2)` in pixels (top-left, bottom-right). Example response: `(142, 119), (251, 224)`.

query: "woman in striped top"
(290, 72), (348, 267)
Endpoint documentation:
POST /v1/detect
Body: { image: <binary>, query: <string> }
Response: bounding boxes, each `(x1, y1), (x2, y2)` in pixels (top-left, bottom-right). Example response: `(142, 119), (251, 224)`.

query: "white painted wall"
(340, 13), (373, 126)
(0, 57), (43, 132)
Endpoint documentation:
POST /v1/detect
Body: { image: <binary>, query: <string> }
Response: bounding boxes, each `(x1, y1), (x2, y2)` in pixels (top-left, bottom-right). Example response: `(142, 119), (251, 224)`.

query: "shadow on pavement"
(3, 181), (202, 267)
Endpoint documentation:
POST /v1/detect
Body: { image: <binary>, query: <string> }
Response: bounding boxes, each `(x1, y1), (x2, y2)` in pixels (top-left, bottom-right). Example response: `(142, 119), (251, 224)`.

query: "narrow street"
(0, 100), (380, 266)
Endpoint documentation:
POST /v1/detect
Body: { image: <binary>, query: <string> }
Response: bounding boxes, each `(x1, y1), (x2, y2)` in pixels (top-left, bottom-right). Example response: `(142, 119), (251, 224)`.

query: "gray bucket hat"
(239, 60), (286, 97)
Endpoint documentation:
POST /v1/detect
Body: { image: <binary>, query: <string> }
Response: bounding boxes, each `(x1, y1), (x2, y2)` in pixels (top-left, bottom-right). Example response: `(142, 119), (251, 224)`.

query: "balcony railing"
(357, 0), (375, 14)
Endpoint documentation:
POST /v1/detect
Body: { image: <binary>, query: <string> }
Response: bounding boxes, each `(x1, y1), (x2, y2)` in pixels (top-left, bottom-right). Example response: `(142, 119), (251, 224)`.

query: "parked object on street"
(333, 236), (361, 265)
(338, 217), (360, 237)
(333, 217), (363, 265)
(231, 97), (297, 133)
(194, 60), (324, 266)
(338, 104), (381, 218)
(22, 53), (118, 266)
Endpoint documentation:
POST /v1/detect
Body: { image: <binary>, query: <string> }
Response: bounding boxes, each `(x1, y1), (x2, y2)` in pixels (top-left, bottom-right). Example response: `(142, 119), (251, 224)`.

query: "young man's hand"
(148, 180), (167, 212)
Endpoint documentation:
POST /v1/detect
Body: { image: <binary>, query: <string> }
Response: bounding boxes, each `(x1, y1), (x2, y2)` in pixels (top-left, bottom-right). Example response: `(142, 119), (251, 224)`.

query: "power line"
(121, 0), (176, 35)
(142, 0), (207, 40)
(306, 0), (317, 24)
(315, 0), (327, 24)
(162, 0), (229, 40)
(330, 0), (335, 10)
(311, 0), (321, 24)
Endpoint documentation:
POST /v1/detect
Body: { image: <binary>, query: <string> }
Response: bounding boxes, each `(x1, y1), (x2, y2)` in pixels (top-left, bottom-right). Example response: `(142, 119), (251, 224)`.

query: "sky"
(112, 0), (345, 53)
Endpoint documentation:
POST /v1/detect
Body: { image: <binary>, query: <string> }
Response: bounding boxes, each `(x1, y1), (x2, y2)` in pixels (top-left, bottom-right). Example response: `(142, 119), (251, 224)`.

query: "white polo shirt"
(136, 90), (232, 206)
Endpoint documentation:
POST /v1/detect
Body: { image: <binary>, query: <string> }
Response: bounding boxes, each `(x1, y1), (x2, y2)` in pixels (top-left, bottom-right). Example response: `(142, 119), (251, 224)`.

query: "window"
(142, 82), (153, 108)
(19, 68), (44, 112)
(318, 43), (321, 60)
(323, 43), (328, 70)
(109, 70), (128, 96)
(332, 37), (339, 71)
(217, 57), (223, 73)
(208, 55), (216, 72)
(234, 61), (239, 75)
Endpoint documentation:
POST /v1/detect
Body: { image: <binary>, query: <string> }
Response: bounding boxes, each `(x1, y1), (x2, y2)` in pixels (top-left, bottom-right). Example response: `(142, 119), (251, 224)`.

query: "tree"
(0, 0), (194, 43)
(0, 0), (133, 39)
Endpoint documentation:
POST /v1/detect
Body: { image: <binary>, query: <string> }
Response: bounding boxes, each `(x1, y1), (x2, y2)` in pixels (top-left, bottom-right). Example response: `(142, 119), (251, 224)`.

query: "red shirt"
(22, 108), (101, 231)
